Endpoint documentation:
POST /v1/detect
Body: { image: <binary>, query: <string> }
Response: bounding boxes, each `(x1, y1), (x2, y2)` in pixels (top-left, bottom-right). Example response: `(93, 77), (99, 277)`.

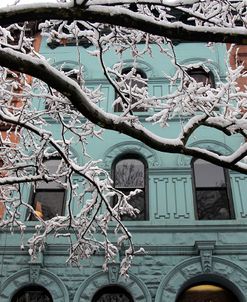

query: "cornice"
(1, 242), (247, 256)
(2, 222), (247, 234)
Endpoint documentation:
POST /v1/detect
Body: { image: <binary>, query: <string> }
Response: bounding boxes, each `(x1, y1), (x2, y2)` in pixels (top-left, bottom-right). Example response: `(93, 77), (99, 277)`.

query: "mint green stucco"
(1, 37), (247, 302)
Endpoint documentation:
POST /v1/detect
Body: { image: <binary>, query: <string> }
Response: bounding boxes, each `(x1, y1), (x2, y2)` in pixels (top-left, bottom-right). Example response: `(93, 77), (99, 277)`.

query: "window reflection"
(29, 158), (66, 221)
(115, 159), (145, 188)
(113, 155), (147, 220)
(192, 158), (234, 220)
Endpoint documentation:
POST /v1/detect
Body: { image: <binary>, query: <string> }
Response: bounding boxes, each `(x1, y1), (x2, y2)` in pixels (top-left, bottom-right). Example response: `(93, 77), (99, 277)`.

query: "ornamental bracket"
(195, 241), (216, 273)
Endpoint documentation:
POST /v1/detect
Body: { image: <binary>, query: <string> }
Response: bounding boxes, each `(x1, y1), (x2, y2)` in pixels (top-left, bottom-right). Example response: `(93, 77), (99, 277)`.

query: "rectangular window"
(193, 158), (234, 220)
(114, 68), (147, 113)
(114, 156), (148, 220)
(29, 158), (66, 221)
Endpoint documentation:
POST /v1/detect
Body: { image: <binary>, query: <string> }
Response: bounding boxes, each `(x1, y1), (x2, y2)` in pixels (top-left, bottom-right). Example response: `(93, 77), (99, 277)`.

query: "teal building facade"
(0, 36), (247, 302)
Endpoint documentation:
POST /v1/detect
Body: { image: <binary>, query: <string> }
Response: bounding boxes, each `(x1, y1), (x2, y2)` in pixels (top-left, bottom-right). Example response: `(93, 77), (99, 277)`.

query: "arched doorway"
(12, 285), (52, 302)
(176, 283), (239, 302)
(92, 285), (134, 302)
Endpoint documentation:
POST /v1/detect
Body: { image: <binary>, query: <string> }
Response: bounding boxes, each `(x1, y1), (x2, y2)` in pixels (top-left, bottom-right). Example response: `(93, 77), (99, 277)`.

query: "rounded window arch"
(176, 282), (239, 302)
(114, 67), (147, 112)
(192, 158), (234, 220)
(92, 285), (134, 302)
(112, 153), (148, 220)
(187, 67), (215, 87)
(12, 285), (53, 302)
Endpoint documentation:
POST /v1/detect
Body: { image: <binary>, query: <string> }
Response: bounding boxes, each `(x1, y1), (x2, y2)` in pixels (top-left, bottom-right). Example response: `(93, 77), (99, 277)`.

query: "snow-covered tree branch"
(0, 0), (247, 274)
(1, 0), (247, 43)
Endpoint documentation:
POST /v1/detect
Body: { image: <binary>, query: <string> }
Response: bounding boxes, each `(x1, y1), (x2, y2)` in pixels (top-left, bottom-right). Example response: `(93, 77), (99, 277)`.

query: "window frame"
(187, 67), (215, 88)
(114, 67), (148, 113)
(112, 153), (149, 221)
(28, 157), (66, 221)
(191, 157), (235, 220)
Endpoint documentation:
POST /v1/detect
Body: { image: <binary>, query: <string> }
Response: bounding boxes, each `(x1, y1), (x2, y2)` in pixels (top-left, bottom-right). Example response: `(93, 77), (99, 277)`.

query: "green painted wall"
(1, 38), (247, 302)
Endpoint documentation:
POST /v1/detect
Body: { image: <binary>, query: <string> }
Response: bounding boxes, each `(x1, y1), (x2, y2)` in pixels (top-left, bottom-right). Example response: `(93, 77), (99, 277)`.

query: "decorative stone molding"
(108, 263), (120, 283)
(155, 255), (246, 302)
(115, 59), (154, 78)
(29, 264), (41, 283)
(0, 268), (69, 302)
(234, 175), (247, 218)
(195, 241), (215, 272)
(177, 140), (233, 167)
(103, 141), (161, 170)
(53, 60), (89, 79)
(73, 270), (152, 302)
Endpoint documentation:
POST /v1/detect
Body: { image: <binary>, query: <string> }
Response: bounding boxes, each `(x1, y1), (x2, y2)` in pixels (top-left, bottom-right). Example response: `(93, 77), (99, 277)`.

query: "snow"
(1, 0), (247, 273)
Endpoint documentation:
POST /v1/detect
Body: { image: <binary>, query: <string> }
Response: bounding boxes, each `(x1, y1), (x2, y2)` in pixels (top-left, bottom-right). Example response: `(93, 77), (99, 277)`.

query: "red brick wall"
(227, 44), (247, 91)
(0, 202), (5, 219)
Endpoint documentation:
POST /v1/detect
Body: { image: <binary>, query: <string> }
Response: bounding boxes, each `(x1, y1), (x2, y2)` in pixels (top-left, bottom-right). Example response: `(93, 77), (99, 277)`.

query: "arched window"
(187, 68), (214, 87)
(29, 158), (66, 221)
(92, 285), (134, 302)
(176, 283), (239, 302)
(45, 68), (79, 109)
(12, 285), (52, 302)
(192, 158), (234, 220)
(114, 68), (147, 112)
(113, 154), (148, 220)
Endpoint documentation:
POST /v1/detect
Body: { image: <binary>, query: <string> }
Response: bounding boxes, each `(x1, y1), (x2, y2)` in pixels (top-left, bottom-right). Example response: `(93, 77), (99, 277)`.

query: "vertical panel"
(154, 177), (170, 219)
(234, 176), (247, 218)
(100, 86), (110, 111)
(173, 177), (190, 219)
(152, 84), (163, 97)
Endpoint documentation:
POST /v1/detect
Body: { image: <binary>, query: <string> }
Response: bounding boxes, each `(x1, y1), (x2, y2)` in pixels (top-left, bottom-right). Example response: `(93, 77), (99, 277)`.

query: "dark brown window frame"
(191, 157), (235, 220)
(28, 157), (66, 221)
(187, 68), (215, 87)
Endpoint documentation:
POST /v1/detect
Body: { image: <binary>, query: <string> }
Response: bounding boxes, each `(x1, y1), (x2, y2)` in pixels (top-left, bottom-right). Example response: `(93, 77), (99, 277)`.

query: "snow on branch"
(0, 0), (247, 274)
(0, 0), (247, 43)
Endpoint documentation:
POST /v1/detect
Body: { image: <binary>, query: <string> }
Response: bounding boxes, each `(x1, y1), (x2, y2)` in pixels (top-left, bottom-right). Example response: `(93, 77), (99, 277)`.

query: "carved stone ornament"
(103, 141), (161, 170)
(0, 268), (69, 302)
(108, 263), (120, 283)
(155, 254), (247, 302)
(73, 271), (152, 302)
(195, 241), (216, 272)
(29, 264), (41, 283)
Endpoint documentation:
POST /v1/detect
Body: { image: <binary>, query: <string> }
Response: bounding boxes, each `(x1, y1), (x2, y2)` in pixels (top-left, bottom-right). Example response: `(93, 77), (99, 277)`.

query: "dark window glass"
(188, 68), (214, 87)
(113, 156), (148, 220)
(192, 158), (234, 220)
(114, 68), (147, 112)
(29, 159), (66, 221)
(92, 286), (133, 302)
(12, 285), (52, 302)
